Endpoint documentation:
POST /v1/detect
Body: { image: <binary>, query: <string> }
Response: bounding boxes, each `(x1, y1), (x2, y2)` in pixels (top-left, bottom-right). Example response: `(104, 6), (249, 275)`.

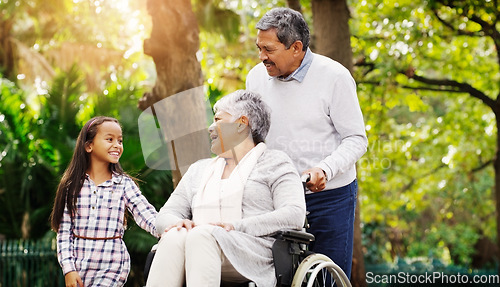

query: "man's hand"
(165, 219), (196, 232)
(65, 271), (84, 287)
(302, 167), (327, 192)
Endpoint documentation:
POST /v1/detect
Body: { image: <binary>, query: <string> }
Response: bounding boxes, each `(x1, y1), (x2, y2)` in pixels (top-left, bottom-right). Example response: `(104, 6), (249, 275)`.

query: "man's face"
(256, 29), (298, 78)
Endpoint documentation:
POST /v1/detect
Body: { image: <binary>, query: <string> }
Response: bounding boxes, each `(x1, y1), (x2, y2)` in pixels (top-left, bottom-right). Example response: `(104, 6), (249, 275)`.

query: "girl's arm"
(124, 177), (159, 238)
(56, 206), (77, 275)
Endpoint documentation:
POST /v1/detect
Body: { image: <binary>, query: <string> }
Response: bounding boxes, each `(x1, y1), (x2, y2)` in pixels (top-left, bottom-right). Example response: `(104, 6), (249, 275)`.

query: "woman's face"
(208, 110), (244, 156)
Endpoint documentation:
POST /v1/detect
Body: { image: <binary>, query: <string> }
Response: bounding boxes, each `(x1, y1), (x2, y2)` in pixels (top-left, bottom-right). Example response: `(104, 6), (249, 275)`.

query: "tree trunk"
(139, 0), (203, 187)
(352, 197), (365, 287)
(311, 1), (366, 286)
(287, 0), (303, 14)
(496, 115), (500, 276)
(312, 0), (353, 70)
(0, 18), (15, 80)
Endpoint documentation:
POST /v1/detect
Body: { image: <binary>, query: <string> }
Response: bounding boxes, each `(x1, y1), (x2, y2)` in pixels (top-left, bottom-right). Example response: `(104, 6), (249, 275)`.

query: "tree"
(138, 0), (203, 187)
(350, 0), (498, 269)
(138, 0), (203, 109)
(0, 0), (67, 81)
(405, 0), (500, 270)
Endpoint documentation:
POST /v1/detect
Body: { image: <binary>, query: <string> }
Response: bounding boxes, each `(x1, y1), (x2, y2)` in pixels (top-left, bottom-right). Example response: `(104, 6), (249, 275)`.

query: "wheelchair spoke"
(291, 253), (351, 287)
(303, 264), (336, 287)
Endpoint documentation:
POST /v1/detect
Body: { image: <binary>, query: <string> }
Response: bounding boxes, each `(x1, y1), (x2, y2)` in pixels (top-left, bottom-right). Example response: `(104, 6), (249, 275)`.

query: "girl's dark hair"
(50, 116), (124, 231)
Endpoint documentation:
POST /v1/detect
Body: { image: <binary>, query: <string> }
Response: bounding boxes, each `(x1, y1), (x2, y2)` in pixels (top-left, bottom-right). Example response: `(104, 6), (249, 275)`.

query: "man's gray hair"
(256, 7), (310, 51)
(214, 90), (271, 144)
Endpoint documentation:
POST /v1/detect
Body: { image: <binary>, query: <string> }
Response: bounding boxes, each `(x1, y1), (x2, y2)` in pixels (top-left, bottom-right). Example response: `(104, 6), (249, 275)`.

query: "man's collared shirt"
(276, 47), (313, 83)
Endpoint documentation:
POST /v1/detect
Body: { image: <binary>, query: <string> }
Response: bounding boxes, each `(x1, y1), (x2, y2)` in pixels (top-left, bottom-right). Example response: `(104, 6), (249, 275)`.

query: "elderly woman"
(146, 90), (306, 287)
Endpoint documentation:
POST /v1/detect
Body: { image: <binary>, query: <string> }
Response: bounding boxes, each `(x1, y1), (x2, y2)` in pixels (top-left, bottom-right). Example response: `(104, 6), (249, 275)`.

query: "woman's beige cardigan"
(156, 149), (306, 287)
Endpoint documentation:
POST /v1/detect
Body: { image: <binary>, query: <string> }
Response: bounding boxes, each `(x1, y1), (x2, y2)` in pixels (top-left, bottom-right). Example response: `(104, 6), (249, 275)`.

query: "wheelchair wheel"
(291, 254), (351, 287)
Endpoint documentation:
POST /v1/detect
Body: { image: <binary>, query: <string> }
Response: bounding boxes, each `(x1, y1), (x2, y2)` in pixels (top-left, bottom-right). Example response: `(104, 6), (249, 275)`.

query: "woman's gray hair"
(214, 90), (271, 144)
(256, 7), (310, 51)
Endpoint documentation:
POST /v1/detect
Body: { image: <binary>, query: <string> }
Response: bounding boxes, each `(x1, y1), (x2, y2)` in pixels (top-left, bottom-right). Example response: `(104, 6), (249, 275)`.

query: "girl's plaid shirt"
(57, 173), (158, 275)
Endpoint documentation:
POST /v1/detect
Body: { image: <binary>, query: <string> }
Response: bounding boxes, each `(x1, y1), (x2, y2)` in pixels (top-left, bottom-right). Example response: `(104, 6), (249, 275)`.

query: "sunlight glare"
(438, 180), (446, 189)
(114, 0), (129, 12)
(485, 124), (494, 136)
(35, 77), (48, 95)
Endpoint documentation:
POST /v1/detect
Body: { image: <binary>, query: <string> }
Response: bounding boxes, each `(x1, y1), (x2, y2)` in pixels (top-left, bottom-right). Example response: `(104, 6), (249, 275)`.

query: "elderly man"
(246, 7), (368, 279)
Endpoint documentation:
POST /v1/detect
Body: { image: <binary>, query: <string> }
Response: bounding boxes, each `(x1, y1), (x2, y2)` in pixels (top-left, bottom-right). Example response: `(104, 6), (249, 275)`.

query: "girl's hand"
(165, 219), (195, 232)
(212, 222), (234, 231)
(65, 271), (84, 287)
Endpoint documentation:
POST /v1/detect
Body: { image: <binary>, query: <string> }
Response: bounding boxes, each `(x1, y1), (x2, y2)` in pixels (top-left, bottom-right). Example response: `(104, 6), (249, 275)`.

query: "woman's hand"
(65, 271), (84, 287)
(165, 219), (196, 232)
(212, 222), (234, 231)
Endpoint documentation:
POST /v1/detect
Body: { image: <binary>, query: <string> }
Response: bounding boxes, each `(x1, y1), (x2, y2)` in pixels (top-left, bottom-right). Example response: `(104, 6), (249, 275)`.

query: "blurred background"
(0, 0), (498, 286)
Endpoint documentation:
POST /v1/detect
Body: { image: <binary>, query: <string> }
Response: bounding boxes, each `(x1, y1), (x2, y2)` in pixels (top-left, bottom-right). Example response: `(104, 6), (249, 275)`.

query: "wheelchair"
(143, 228), (351, 287)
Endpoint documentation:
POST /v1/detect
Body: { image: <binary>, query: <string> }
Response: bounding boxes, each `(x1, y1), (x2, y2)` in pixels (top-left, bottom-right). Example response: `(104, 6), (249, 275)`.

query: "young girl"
(50, 116), (159, 287)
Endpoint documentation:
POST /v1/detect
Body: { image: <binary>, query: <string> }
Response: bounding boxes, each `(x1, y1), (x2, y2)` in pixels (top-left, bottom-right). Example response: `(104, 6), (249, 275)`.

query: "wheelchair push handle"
(301, 173), (311, 190)
(301, 173), (311, 183)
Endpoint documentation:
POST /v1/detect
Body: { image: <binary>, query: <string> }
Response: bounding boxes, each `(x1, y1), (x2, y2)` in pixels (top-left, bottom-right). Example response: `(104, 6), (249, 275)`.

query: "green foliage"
(207, 83), (225, 107)
(198, 0), (287, 94)
(1, 0), (499, 279)
(0, 77), (58, 238)
(195, 0), (241, 43)
(0, 1), (167, 284)
(352, 0), (497, 267)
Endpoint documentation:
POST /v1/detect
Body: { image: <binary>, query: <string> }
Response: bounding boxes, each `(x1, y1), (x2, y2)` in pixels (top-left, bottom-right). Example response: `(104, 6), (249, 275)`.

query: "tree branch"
(402, 163), (447, 192)
(403, 69), (497, 113)
(354, 57), (375, 76)
(357, 80), (382, 86)
(432, 2), (500, 73)
(469, 14), (500, 70)
(469, 15), (500, 40)
(471, 159), (494, 173)
(432, 9), (481, 37)
(401, 85), (464, 93)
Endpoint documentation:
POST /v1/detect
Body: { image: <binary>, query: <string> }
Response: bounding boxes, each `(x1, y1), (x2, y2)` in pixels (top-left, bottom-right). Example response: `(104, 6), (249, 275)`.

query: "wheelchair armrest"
(275, 230), (315, 244)
(144, 244), (158, 283)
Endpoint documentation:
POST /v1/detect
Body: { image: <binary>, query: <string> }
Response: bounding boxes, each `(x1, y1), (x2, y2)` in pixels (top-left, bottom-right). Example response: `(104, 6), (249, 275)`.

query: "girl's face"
(86, 121), (123, 164)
